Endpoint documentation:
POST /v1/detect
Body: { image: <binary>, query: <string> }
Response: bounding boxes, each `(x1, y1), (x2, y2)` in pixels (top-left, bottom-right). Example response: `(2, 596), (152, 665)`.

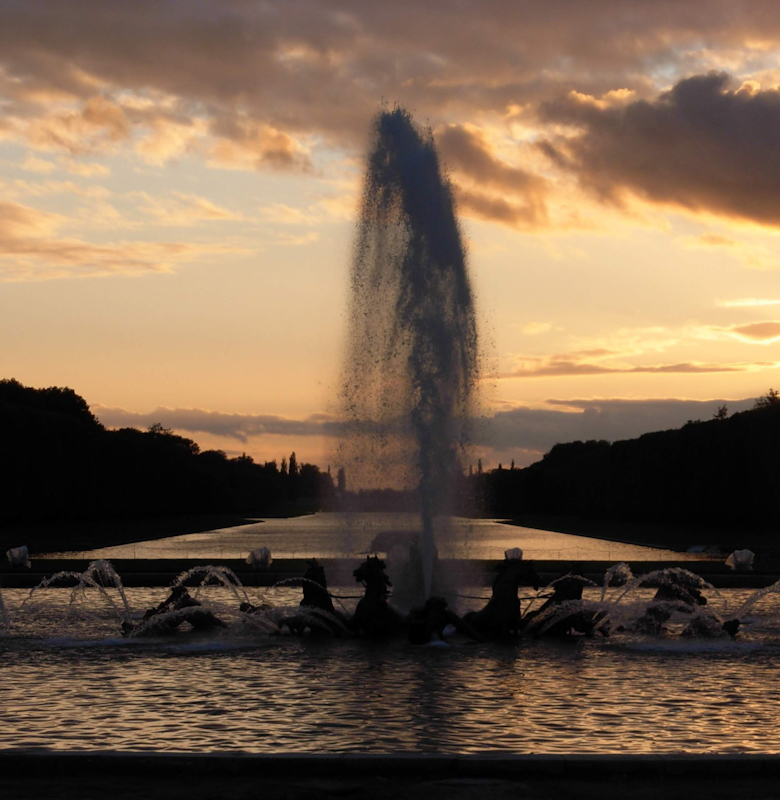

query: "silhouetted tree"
(755, 389), (780, 409)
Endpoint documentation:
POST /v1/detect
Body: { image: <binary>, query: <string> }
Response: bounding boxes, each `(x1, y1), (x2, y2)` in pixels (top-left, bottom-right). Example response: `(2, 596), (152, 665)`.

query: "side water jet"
(340, 107), (479, 601)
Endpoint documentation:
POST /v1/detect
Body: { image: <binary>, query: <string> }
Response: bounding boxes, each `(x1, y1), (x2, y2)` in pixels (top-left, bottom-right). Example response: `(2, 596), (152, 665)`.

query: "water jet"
(340, 107), (479, 602)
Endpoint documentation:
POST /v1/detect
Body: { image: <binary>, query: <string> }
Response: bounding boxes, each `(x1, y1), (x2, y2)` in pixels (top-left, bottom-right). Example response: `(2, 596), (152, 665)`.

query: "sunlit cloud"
(500, 349), (778, 378)
(0, 199), (246, 281)
(21, 154), (57, 174)
(137, 191), (246, 227)
(519, 322), (553, 336)
(718, 298), (780, 307)
(722, 321), (780, 344)
(61, 158), (110, 177)
(436, 123), (549, 229)
(682, 232), (780, 270)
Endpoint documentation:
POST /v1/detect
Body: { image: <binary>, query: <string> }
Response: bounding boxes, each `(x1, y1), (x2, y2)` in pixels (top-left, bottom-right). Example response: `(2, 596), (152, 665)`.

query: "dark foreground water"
(2, 583), (780, 754)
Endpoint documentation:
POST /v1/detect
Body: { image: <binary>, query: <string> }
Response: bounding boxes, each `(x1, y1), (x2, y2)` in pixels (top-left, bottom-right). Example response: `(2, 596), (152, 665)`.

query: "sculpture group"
(121, 552), (742, 644)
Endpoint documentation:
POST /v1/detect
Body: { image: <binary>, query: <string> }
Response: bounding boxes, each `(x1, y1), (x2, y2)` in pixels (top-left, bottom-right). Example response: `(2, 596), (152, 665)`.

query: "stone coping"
(0, 751), (779, 779)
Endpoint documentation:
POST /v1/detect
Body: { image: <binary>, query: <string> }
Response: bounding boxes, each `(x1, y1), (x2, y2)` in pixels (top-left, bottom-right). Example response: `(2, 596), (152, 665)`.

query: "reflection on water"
(1, 585), (780, 754)
(46, 512), (709, 562)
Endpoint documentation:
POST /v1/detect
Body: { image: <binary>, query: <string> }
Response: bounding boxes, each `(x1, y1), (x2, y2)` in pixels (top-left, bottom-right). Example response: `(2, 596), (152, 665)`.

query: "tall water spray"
(340, 108), (479, 599)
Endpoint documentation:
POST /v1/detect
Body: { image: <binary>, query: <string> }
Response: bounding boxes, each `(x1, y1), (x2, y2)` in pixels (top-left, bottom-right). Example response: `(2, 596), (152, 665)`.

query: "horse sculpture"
(634, 569), (739, 637)
(294, 559), (349, 635)
(463, 554), (541, 639)
(350, 556), (404, 637)
(122, 585), (226, 637)
(523, 574), (610, 638)
(407, 596), (483, 645)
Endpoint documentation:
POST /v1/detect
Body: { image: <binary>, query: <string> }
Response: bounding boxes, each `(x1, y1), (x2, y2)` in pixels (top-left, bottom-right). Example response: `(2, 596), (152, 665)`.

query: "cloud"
(207, 118), (313, 172)
(482, 395), (757, 462)
(718, 298), (780, 307)
(724, 321), (780, 343)
(539, 72), (780, 227)
(682, 232), (780, 270)
(21, 154), (57, 174)
(5, 3), (780, 178)
(0, 199), (244, 280)
(136, 191), (245, 226)
(436, 123), (549, 228)
(104, 394), (762, 468)
(519, 322), (553, 336)
(20, 96), (131, 155)
(62, 158), (110, 177)
(500, 348), (778, 378)
(94, 405), (342, 443)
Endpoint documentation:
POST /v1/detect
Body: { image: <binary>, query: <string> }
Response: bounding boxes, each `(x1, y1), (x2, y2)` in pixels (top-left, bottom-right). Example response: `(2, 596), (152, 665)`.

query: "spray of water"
(340, 107), (479, 600)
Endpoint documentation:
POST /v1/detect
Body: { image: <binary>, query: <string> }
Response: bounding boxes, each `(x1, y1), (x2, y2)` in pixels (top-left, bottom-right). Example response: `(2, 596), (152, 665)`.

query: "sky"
(2, 0), (780, 469)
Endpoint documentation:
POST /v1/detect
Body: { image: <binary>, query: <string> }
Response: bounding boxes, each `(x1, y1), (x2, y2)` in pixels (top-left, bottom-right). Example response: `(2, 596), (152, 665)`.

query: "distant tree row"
(0, 379), (335, 525)
(469, 390), (780, 532)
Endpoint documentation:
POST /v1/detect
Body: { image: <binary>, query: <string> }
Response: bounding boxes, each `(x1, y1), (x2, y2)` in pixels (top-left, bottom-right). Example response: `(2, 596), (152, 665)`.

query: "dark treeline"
(473, 391), (780, 532)
(7, 378), (780, 534)
(0, 379), (335, 525)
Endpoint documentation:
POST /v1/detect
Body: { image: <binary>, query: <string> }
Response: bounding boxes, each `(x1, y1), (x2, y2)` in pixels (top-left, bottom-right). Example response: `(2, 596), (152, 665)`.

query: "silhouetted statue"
(350, 556), (404, 637)
(682, 612), (741, 639)
(634, 570), (708, 635)
(295, 559), (349, 635)
(523, 574), (610, 638)
(406, 596), (483, 645)
(631, 569), (741, 638)
(122, 585), (226, 637)
(463, 555), (541, 639)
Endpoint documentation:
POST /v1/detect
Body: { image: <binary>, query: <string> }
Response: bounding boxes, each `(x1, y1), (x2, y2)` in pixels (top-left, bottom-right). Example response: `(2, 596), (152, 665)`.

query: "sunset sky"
(3, 1), (780, 468)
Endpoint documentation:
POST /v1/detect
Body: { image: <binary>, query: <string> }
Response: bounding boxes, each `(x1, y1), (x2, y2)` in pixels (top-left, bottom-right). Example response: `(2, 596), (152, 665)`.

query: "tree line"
(471, 391), (780, 532)
(0, 379), (335, 525)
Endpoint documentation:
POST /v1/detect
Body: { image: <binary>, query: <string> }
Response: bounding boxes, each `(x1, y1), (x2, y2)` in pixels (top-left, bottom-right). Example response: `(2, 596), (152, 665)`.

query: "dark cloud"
(437, 124), (548, 227)
(3, 2), (780, 162)
(97, 395), (761, 469)
(94, 405), (342, 442)
(540, 72), (780, 226)
(483, 396), (757, 464)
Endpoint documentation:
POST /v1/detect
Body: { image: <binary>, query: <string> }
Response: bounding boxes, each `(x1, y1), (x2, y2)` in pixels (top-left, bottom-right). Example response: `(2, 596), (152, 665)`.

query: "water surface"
(1, 583), (779, 754)
(47, 513), (709, 562)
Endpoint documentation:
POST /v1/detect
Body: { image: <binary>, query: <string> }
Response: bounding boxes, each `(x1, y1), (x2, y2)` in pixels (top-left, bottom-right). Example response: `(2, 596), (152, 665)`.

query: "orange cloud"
(136, 191), (245, 226)
(437, 123), (549, 228)
(500, 349), (777, 378)
(726, 321), (780, 343)
(0, 199), (245, 281)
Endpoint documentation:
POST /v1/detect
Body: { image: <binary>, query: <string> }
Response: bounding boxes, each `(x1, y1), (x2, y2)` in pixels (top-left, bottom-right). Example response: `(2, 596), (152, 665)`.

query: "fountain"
(339, 107), (479, 601)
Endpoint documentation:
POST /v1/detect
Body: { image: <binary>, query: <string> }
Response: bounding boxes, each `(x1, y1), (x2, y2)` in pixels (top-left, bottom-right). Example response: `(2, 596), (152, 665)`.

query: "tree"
(337, 466), (346, 493)
(288, 451), (298, 477)
(713, 405), (729, 420)
(755, 389), (780, 409)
